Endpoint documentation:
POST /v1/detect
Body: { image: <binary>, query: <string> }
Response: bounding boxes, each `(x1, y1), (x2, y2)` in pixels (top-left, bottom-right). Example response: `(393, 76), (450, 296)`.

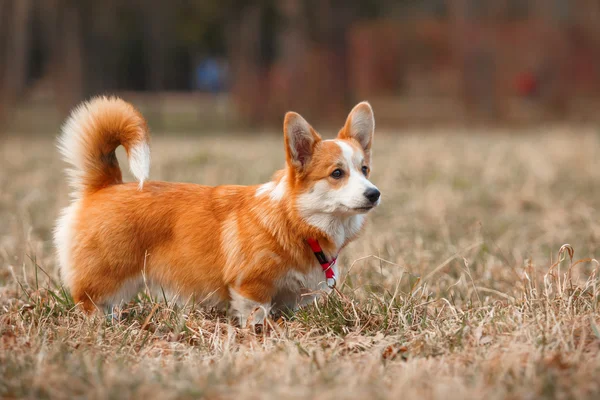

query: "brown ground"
(1, 128), (600, 399)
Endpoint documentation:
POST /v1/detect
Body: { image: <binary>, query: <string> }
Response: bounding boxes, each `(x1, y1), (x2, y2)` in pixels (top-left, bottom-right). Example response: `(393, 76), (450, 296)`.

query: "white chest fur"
(273, 261), (338, 311)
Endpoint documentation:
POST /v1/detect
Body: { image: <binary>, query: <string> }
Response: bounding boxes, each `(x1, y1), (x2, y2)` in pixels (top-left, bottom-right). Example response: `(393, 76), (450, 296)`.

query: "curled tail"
(58, 96), (150, 196)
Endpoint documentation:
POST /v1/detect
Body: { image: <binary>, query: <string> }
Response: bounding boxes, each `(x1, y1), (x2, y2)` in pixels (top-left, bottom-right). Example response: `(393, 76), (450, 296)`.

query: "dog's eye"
(361, 166), (369, 176)
(331, 169), (344, 179)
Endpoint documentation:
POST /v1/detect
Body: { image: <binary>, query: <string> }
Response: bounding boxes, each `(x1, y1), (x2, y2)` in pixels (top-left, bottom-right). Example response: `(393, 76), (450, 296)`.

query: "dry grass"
(1, 127), (600, 399)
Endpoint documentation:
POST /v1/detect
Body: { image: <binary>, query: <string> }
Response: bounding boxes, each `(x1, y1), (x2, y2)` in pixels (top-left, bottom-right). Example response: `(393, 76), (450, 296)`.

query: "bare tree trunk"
(81, 0), (120, 95)
(229, 4), (263, 124)
(139, 0), (173, 129)
(39, 0), (84, 115)
(447, 0), (469, 120)
(269, 0), (310, 120)
(318, 0), (353, 119)
(39, 0), (62, 113)
(60, 4), (84, 111)
(0, 0), (33, 123)
(142, 3), (168, 92)
(0, 0), (9, 124)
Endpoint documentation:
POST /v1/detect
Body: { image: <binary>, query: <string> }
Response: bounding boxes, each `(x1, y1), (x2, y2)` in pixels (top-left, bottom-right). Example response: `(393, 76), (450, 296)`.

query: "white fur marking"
(104, 276), (144, 306)
(301, 212), (365, 249)
(270, 176), (287, 201)
(256, 181), (275, 197)
(58, 101), (102, 197)
(54, 201), (81, 290)
(129, 141), (150, 189)
(229, 288), (271, 326)
(254, 176), (287, 201)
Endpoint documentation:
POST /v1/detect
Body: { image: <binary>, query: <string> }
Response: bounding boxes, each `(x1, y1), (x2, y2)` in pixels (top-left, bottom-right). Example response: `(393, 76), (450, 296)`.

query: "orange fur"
(54, 96), (379, 324)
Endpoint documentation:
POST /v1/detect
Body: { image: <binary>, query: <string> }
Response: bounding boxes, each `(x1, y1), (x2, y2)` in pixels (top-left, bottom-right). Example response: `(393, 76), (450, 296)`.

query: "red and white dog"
(54, 97), (380, 325)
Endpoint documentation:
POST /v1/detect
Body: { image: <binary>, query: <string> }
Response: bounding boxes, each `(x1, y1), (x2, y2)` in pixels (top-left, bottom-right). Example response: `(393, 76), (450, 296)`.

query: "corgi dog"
(54, 96), (380, 325)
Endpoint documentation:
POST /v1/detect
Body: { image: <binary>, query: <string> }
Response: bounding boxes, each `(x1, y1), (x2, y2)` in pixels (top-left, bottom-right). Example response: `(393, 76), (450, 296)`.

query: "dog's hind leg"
(69, 258), (143, 315)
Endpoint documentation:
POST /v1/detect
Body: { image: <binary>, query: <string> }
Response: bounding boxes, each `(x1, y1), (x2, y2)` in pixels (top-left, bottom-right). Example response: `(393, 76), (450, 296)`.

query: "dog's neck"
(300, 212), (365, 250)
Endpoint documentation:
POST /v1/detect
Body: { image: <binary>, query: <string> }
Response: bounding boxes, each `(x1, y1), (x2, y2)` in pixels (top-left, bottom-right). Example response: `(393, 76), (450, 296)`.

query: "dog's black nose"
(364, 188), (380, 203)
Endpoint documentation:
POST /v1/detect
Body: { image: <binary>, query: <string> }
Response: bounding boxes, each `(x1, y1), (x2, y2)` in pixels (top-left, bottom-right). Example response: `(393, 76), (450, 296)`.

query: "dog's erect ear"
(338, 101), (374, 152)
(284, 112), (321, 170)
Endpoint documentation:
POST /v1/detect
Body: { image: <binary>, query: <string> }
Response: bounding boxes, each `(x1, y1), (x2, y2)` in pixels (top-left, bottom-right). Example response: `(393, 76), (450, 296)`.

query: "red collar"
(306, 238), (337, 287)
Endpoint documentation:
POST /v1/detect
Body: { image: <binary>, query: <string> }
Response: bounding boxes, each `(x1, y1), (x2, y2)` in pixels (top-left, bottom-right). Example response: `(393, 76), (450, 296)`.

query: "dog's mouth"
(352, 206), (375, 212)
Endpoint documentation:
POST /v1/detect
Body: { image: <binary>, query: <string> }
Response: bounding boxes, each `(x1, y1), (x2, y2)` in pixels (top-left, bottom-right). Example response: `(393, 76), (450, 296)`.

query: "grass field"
(1, 127), (600, 399)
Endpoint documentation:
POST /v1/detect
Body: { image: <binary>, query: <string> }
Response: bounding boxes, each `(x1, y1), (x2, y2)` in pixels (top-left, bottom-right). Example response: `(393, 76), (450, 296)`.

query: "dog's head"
(284, 102), (380, 217)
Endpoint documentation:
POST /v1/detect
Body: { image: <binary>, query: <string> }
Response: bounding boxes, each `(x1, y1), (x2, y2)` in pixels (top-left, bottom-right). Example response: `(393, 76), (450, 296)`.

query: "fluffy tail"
(58, 96), (150, 196)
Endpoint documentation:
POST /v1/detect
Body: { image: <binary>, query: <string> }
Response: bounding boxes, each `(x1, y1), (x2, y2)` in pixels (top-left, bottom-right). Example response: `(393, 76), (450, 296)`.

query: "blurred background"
(1, 0), (600, 133)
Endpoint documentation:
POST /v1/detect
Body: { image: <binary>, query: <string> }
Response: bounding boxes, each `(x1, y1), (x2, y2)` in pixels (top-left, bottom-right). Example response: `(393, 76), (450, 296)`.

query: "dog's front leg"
(229, 286), (272, 327)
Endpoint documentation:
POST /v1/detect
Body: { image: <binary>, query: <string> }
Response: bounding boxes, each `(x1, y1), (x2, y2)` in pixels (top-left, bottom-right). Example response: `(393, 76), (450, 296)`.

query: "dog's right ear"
(284, 112), (321, 171)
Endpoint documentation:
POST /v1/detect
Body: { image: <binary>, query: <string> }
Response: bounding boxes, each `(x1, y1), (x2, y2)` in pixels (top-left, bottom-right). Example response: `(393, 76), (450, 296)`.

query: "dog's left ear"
(338, 101), (375, 153)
